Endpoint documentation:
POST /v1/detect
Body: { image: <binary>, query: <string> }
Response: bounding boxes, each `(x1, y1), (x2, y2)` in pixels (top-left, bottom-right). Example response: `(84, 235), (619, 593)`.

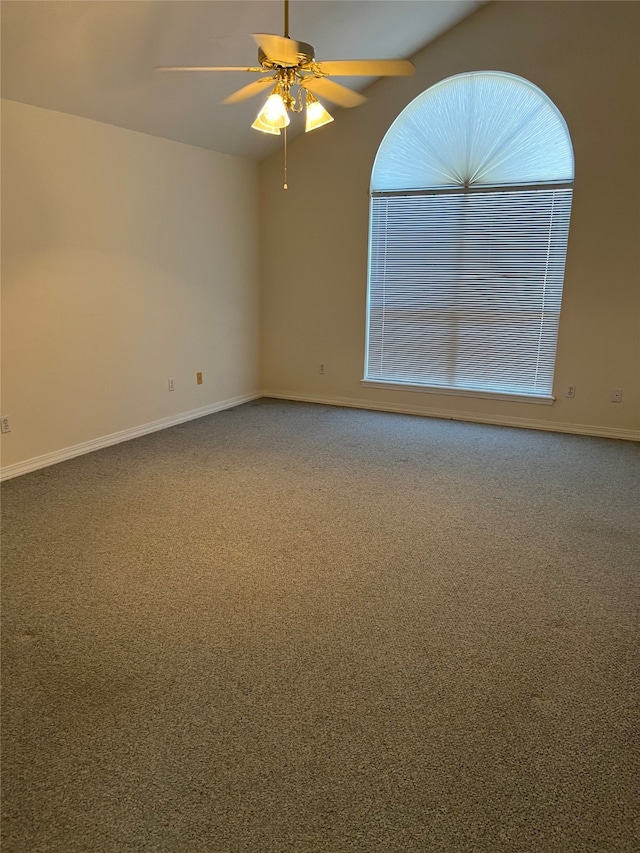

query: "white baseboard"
(3, 390), (637, 481)
(263, 391), (640, 442)
(0, 393), (261, 481)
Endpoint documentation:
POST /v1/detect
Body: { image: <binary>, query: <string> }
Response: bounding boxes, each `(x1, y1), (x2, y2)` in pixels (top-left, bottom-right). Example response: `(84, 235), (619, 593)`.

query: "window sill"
(360, 379), (555, 405)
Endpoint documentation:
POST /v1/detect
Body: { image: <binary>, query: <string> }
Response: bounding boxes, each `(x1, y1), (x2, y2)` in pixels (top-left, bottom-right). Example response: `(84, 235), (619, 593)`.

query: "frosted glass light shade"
(251, 115), (281, 135)
(371, 72), (574, 191)
(305, 99), (333, 132)
(256, 93), (290, 130)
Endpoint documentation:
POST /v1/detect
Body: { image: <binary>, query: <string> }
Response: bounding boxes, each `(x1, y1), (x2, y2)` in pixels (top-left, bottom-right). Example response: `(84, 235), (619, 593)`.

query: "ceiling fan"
(156, 0), (415, 139)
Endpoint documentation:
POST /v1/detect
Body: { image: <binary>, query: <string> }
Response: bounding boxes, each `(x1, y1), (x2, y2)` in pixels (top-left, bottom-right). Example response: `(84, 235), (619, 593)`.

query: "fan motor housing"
(258, 41), (315, 69)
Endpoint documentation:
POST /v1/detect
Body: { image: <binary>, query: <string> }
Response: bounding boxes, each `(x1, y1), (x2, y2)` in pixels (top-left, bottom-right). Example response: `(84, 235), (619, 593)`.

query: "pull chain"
(283, 0), (290, 189)
(283, 125), (288, 190)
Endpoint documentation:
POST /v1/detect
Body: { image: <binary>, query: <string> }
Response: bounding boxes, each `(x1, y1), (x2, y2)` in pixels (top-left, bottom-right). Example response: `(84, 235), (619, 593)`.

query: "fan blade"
(222, 76), (276, 105)
(252, 33), (302, 65)
(314, 59), (415, 77)
(300, 76), (367, 108)
(156, 66), (264, 73)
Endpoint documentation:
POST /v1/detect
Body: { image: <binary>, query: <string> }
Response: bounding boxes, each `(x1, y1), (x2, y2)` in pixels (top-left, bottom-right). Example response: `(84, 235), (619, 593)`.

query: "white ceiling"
(1, 0), (483, 161)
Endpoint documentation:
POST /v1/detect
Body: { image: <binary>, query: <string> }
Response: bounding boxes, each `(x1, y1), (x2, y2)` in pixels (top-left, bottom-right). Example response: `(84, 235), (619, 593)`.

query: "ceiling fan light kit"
(156, 0), (414, 186)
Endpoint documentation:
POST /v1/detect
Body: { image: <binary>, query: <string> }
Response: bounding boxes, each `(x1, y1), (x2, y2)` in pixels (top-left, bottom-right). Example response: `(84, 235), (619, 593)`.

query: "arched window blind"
(365, 71), (574, 402)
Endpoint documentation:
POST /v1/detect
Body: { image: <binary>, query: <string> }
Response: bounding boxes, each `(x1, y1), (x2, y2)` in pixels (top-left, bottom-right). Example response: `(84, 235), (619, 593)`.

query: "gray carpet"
(1, 398), (638, 853)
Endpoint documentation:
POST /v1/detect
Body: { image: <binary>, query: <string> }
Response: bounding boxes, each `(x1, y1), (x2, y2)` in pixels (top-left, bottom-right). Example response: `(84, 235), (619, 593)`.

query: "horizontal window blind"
(366, 188), (572, 397)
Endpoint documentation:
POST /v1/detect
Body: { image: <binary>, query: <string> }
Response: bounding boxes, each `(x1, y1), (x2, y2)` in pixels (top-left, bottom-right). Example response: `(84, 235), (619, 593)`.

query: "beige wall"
(1, 100), (260, 472)
(260, 1), (640, 439)
(2, 1), (638, 479)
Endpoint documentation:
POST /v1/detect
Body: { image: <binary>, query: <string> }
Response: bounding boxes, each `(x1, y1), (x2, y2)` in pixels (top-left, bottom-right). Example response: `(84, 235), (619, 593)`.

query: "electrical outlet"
(1, 417), (11, 434)
(612, 389), (622, 403)
(565, 385), (576, 398)
(168, 378), (175, 391)
(196, 372), (203, 385)
(319, 363), (325, 375)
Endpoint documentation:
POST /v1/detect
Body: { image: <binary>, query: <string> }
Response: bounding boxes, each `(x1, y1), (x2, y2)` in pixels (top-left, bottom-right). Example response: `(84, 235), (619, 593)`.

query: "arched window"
(364, 71), (574, 402)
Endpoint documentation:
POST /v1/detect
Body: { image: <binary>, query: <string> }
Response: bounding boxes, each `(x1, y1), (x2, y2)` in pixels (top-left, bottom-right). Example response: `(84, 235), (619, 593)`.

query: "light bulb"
(256, 93), (290, 130)
(305, 96), (333, 132)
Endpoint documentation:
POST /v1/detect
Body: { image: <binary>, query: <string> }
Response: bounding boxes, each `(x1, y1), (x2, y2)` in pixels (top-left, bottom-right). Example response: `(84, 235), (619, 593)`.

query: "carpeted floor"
(1, 399), (639, 852)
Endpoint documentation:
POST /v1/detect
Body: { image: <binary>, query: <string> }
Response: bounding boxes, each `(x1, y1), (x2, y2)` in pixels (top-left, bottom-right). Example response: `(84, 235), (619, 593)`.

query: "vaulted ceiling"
(2, 1), (484, 160)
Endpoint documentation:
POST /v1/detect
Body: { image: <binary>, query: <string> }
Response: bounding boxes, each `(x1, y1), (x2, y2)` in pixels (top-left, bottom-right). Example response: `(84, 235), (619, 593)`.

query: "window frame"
(363, 72), (574, 404)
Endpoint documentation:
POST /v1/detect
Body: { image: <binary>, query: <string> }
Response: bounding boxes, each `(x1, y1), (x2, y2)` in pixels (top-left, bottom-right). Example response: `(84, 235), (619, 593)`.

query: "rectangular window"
(365, 187), (572, 400)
